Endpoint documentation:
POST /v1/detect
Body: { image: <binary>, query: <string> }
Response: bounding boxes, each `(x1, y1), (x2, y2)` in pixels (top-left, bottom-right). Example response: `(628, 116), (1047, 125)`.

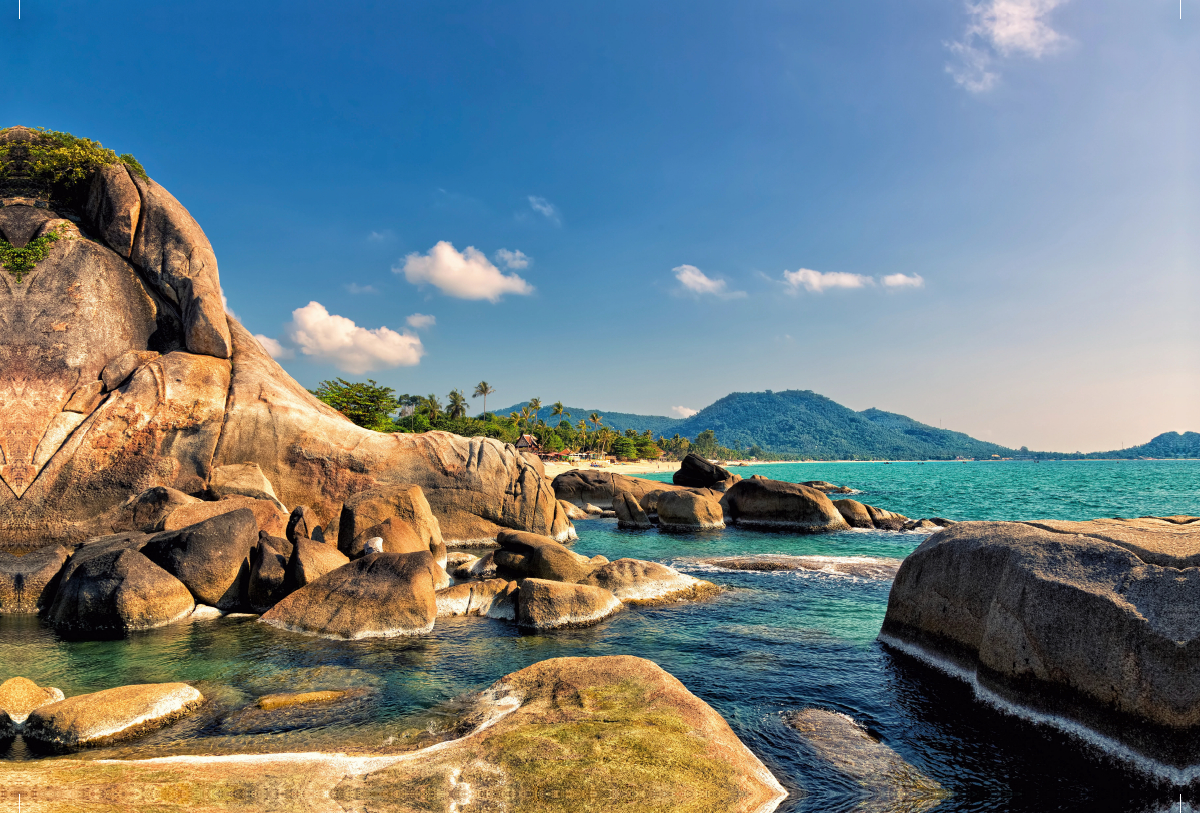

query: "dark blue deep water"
(2, 460), (1199, 812)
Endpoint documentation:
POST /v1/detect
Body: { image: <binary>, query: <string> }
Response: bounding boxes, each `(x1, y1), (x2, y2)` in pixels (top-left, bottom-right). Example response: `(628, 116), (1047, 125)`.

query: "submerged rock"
(702, 554), (902, 580)
(517, 578), (622, 630)
(436, 579), (518, 620)
(218, 688), (374, 736)
(23, 682), (204, 748)
(881, 517), (1200, 767)
(259, 551), (440, 640)
(784, 708), (947, 811)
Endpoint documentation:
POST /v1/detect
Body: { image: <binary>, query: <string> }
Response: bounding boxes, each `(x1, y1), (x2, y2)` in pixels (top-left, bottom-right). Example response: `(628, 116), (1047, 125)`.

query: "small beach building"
(515, 434), (541, 451)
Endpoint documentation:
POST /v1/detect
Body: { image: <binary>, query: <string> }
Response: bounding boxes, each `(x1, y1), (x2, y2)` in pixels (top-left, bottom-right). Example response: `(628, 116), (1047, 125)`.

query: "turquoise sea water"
(2, 460), (1198, 811)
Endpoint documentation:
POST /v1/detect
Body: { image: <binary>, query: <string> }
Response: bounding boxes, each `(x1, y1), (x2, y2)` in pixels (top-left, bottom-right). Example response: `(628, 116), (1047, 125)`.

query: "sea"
(2, 460), (1199, 812)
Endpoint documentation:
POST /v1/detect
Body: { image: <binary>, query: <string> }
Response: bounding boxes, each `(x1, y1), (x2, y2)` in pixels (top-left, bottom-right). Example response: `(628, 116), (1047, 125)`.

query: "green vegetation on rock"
(0, 223), (68, 282)
(0, 127), (147, 203)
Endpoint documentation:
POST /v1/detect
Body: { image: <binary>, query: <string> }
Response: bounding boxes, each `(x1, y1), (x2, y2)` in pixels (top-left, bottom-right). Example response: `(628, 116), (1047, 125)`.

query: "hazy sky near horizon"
(1, 1), (1195, 452)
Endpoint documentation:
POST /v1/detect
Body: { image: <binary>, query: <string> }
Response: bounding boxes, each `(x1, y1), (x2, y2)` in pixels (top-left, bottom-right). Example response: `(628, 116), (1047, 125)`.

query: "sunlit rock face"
(0, 127), (571, 552)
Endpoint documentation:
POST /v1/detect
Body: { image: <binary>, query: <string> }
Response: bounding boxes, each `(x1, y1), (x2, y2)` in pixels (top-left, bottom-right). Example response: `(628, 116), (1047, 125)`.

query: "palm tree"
(589, 412), (603, 431)
(527, 398), (542, 426)
(473, 381), (496, 416)
(550, 401), (570, 425)
(447, 389), (467, 420)
(422, 394), (443, 425)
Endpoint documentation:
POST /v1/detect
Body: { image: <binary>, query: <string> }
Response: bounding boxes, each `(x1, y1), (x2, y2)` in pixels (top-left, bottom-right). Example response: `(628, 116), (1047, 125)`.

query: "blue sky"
(1, 1), (1195, 451)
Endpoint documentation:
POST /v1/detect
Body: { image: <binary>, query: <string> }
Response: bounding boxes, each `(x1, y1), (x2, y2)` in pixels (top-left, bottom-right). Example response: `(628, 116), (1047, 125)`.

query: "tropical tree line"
(310, 378), (768, 461)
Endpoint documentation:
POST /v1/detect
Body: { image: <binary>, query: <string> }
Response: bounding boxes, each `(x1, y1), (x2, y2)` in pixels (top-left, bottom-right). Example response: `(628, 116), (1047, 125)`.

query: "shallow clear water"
(2, 461), (1198, 812)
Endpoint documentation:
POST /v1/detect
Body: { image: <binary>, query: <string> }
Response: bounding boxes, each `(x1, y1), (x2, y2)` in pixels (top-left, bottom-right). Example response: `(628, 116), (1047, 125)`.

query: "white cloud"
(220, 287), (236, 319)
(254, 334), (294, 360)
(396, 241), (534, 302)
(406, 313), (436, 329)
(673, 264), (747, 299)
(367, 229), (394, 242)
(782, 268), (873, 294)
(494, 248), (530, 269)
(346, 283), (378, 294)
(528, 196), (561, 225)
(948, 0), (1068, 92)
(285, 301), (424, 374)
(671, 406), (699, 418)
(882, 273), (926, 289)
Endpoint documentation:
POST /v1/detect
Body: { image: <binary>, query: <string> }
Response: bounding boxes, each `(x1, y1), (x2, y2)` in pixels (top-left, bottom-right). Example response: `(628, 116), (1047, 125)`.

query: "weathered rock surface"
(582, 558), (717, 604)
(559, 498), (590, 521)
(141, 509), (258, 610)
(703, 554), (902, 580)
(208, 462), (284, 508)
(0, 677), (64, 731)
(657, 490), (726, 531)
(881, 518), (1200, 766)
(0, 656), (788, 813)
(833, 498), (875, 529)
(247, 534), (293, 612)
(286, 504), (324, 543)
(97, 486), (201, 535)
(721, 478), (849, 533)
(336, 484), (443, 558)
(674, 452), (740, 489)
(613, 491), (653, 529)
(23, 682), (204, 748)
(493, 530), (596, 583)
(784, 708), (946, 811)
(435, 578), (518, 619)
(553, 468), (687, 509)
(284, 537), (350, 590)
(517, 578), (622, 630)
(161, 495), (287, 537)
(351, 516), (430, 558)
(0, 544), (69, 613)
(260, 551), (440, 639)
(801, 480), (856, 494)
(48, 538), (195, 634)
(866, 504), (909, 531)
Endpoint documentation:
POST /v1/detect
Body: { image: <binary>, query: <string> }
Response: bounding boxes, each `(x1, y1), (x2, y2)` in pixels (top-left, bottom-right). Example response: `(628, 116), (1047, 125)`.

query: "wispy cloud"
(881, 273), (925, 289)
(528, 196), (561, 226)
(494, 248), (530, 269)
(254, 334), (294, 360)
(673, 264), (747, 299)
(947, 0), (1069, 92)
(671, 406), (699, 418)
(220, 286), (237, 319)
(345, 283), (378, 294)
(367, 229), (394, 242)
(406, 313), (436, 330)
(782, 268), (873, 293)
(397, 241), (534, 302)
(284, 301), (424, 374)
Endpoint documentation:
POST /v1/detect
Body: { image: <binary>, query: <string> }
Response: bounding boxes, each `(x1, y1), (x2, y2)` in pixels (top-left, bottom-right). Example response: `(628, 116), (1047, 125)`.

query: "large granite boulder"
(0, 544), (69, 613)
(517, 578), (622, 630)
(259, 551), (440, 640)
(612, 491), (653, 529)
(880, 517), (1200, 767)
(720, 478), (849, 533)
(160, 495), (287, 537)
(0, 127), (570, 553)
(336, 484), (443, 557)
(493, 530), (596, 583)
(657, 490), (726, 531)
(141, 508), (258, 610)
(553, 468), (687, 509)
(286, 504), (324, 542)
(435, 578), (518, 620)
(284, 537), (350, 590)
(47, 536), (195, 634)
(673, 452), (739, 489)
(833, 498), (874, 529)
(23, 682), (204, 748)
(582, 558), (717, 604)
(247, 534), (293, 612)
(207, 462), (284, 509)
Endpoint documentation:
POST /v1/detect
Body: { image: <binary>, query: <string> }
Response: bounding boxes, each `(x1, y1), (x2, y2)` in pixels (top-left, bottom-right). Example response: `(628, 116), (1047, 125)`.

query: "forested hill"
(496, 390), (1196, 459)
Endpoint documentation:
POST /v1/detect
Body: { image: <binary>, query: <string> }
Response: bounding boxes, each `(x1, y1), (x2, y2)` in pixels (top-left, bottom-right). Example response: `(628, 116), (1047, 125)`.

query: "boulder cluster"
(555, 453), (950, 534)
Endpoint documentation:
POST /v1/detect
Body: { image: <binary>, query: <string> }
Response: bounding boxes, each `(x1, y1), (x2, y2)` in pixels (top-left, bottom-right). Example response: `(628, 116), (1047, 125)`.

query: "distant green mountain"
(496, 391), (1198, 460)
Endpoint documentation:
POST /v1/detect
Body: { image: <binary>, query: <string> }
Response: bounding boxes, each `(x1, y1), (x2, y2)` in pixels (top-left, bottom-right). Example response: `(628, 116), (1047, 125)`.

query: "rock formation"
(881, 516), (1200, 768)
(673, 452), (740, 489)
(0, 127), (570, 551)
(22, 682), (204, 748)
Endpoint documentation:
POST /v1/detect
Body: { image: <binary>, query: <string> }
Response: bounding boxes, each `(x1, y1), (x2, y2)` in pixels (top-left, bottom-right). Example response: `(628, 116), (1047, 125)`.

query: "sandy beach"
(542, 459), (777, 478)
